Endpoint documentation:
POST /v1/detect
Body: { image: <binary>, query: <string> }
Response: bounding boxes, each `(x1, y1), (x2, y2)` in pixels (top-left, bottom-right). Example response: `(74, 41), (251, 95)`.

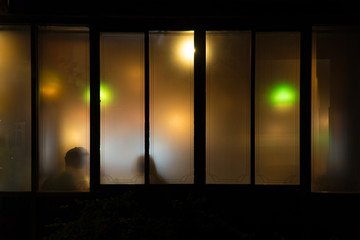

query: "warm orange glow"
(61, 111), (89, 151)
(41, 85), (59, 97)
(168, 113), (186, 130)
(40, 71), (62, 98)
(320, 116), (329, 129)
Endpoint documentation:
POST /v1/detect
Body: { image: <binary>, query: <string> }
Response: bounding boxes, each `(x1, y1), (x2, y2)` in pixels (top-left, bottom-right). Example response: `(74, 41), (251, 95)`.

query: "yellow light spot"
(179, 39), (195, 62)
(100, 84), (113, 103)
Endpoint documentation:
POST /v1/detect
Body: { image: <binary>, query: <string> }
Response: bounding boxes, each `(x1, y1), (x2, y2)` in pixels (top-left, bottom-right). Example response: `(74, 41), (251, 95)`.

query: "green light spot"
(100, 83), (113, 103)
(270, 84), (296, 105)
(84, 83), (113, 104)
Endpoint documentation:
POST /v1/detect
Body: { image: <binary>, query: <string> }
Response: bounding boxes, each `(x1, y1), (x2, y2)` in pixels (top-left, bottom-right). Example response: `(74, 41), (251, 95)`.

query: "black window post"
(145, 31), (150, 185)
(90, 24), (101, 191)
(300, 26), (312, 193)
(31, 22), (39, 240)
(194, 28), (206, 185)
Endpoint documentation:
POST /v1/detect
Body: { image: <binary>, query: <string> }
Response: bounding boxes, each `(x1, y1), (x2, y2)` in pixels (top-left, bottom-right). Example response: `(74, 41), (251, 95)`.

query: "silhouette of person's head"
(65, 147), (88, 170)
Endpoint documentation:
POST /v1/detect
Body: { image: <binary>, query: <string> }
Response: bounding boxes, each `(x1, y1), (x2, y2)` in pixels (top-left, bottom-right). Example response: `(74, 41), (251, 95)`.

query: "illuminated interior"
(2, 23), (358, 194)
(206, 31), (251, 184)
(38, 26), (90, 192)
(150, 31), (194, 184)
(255, 32), (300, 185)
(100, 33), (145, 184)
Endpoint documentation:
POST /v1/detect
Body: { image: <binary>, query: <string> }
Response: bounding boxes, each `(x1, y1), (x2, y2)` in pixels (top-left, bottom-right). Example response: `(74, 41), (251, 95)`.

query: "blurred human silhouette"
(42, 147), (89, 191)
(137, 155), (166, 184)
(149, 156), (166, 184)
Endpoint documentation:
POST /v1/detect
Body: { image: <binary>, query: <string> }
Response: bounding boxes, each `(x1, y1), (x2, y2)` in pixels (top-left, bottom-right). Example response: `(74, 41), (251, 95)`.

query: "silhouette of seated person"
(42, 147), (89, 192)
(136, 155), (166, 184)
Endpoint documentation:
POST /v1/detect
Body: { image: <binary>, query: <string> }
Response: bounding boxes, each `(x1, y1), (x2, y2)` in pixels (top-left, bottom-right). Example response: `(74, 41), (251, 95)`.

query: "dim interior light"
(40, 71), (62, 98)
(320, 116), (329, 129)
(0, 33), (12, 69)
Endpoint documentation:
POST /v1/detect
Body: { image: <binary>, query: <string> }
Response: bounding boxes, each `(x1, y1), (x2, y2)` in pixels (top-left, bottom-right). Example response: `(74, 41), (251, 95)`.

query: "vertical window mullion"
(251, 30), (256, 186)
(31, 23), (39, 240)
(90, 25), (100, 191)
(145, 31), (150, 185)
(194, 29), (206, 185)
(31, 24), (39, 192)
(300, 27), (312, 192)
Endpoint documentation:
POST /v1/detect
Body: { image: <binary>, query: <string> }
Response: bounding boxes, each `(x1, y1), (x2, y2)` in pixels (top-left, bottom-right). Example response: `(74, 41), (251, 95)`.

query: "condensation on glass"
(100, 33), (145, 184)
(38, 26), (90, 192)
(150, 31), (194, 184)
(206, 31), (251, 184)
(0, 26), (31, 191)
(312, 27), (360, 192)
(255, 32), (300, 185)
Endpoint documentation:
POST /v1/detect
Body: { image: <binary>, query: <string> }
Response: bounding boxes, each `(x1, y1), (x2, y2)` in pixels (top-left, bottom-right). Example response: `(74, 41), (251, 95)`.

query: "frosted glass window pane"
(150, 31), (194, 184)
(206, 31), (251, 184)
(100, 33), (144, 184)
(255, 32), (300, 185)
(312, 28), (360, 192)
(38, 26), (90, 192)
(0, 26), (31, 191)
